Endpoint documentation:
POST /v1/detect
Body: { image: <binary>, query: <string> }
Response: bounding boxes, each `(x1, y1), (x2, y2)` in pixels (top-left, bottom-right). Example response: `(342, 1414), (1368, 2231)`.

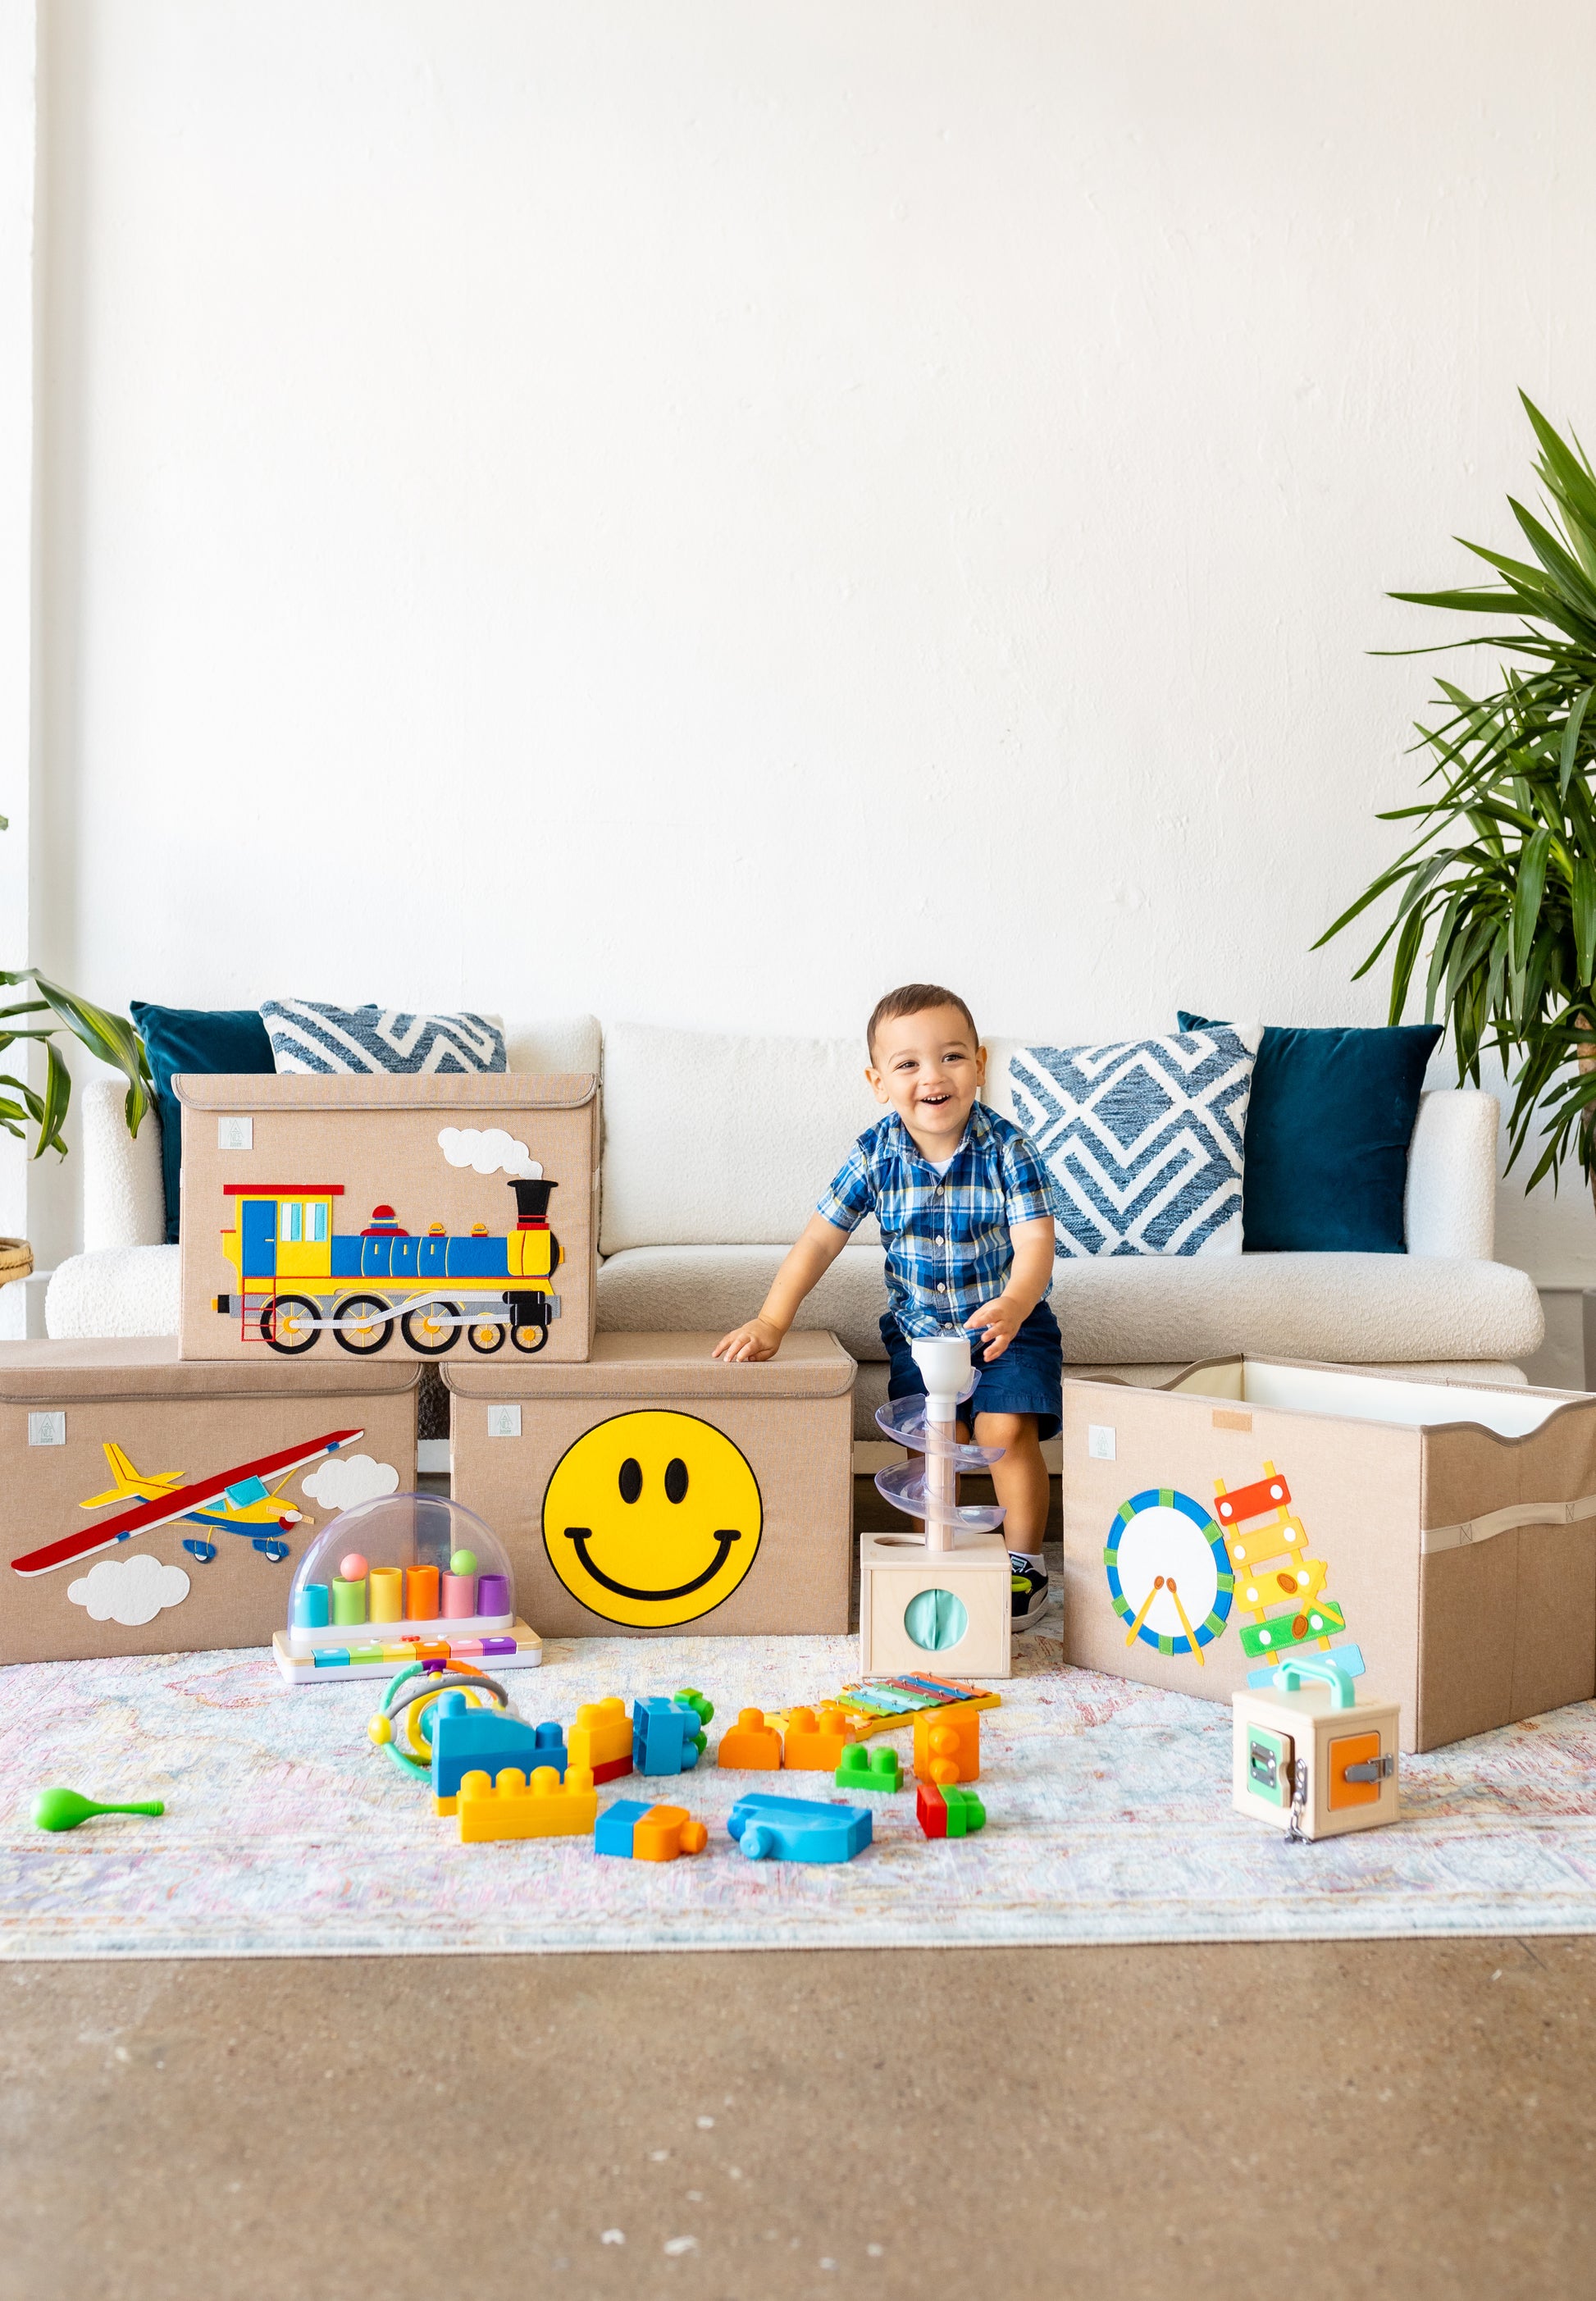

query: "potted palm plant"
(0, 956), (150, 1276)
(1320, 393), (1596, 1212)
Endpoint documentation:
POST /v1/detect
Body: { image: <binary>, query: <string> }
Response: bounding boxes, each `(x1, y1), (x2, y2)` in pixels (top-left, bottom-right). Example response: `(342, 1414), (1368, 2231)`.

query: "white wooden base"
(858, 1531), (1013, 1680)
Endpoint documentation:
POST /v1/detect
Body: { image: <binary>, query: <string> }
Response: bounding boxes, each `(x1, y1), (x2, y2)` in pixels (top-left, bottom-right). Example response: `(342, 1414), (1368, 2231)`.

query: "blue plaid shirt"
(817, 1102), (1061, 1339)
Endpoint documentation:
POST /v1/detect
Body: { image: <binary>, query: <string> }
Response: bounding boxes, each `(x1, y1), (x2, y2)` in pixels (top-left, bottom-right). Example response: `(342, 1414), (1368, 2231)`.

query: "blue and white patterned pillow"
(1008, 1027), (1261, 1258)
(261, 1000), (506, 1076)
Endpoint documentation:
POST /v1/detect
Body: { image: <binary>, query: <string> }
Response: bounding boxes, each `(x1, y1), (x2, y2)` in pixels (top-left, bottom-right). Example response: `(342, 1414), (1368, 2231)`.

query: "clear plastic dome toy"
(285, 1492), (514, 1657)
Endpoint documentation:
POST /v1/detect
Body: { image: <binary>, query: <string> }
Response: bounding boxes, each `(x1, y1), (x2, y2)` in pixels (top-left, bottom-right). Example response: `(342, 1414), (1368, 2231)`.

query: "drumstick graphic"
(1165, 1576), (1203, 1664)
(1125, 1574), (1165, 1646)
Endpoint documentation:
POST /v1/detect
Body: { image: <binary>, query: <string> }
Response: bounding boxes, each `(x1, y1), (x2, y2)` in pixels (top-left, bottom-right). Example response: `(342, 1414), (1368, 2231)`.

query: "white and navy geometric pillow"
(1009, 1027), (1261, 1258)
(260, 1000), (506, 1076)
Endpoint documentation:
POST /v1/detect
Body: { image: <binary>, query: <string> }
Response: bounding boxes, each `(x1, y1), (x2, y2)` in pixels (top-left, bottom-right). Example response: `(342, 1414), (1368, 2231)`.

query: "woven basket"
(0, 1238), (34, 1284)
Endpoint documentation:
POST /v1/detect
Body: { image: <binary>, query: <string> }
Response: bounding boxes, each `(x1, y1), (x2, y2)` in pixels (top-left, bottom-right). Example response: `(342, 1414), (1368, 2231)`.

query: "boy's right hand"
(714, 1317), (784, 1363)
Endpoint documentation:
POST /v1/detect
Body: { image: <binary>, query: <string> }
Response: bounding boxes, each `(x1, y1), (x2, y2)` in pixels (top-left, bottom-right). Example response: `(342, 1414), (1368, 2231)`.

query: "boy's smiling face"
(866, 1004), (987, 1158)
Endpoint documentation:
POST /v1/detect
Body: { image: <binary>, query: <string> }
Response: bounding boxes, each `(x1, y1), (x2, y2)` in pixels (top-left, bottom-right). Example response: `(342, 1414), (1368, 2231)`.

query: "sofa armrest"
(1405, 1089), (1498, 1258)
(82, 1076), (167, 1251)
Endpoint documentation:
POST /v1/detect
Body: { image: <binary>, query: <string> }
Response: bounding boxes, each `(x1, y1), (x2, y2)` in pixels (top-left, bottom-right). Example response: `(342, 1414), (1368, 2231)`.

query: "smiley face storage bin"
(0, 1338), (418, 1663)
(1060, 1355), (1596, 1753)
(446, 1332), (855, 1636)
(175, 1071), (599, 1364)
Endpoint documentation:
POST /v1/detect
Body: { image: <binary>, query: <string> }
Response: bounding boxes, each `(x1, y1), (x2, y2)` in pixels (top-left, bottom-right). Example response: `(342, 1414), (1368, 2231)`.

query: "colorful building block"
(726, 1793), (872, 1864)
(782, 1705), (855, 1771)
(913, 1706), (980, 1787)
(632, 1692), (714, 1776)
(456, 1764), (597, 1842)
(916, 1781), (986, 1839)
(429, 1696), (568, 1813)
(569, 1697), (635, 1785)
(835, 1743), (903, 1794)
(716, 1706), (784, 1769)
(595, 1799), (709, 1861)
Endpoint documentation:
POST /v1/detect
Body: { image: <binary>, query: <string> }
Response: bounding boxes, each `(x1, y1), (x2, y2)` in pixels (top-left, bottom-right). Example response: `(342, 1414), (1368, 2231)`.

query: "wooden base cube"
(858, 1531), (1012, 1680)
(1232, 1670), (1400, 1841)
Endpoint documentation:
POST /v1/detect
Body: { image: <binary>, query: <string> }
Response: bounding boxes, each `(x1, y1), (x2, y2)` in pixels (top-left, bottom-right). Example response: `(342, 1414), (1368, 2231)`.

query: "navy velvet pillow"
(130, 1002), (276, 1245)
(1177, 1015), (1443, 1253)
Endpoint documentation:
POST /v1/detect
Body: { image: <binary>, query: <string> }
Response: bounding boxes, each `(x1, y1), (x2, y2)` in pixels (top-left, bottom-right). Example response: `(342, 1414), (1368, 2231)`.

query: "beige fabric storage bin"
(176, 1072), (597, 1365)
(1060, 1355), (1596, 1752)
(446, 1331), (855, 1637)
(0, 1339), (417, 1663)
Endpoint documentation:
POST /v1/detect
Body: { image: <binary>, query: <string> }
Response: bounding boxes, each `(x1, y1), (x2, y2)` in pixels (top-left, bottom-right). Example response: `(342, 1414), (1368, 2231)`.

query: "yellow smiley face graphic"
(541, 1410), (764, 1627)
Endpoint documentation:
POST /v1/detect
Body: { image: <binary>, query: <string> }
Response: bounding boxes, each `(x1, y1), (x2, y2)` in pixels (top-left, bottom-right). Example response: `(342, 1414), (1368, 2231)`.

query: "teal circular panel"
(904, 1588), (969, 1651)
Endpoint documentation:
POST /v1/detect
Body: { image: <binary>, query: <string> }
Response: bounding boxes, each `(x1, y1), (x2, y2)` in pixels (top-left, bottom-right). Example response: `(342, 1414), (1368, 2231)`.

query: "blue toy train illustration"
(214, 1177), (562, 1356)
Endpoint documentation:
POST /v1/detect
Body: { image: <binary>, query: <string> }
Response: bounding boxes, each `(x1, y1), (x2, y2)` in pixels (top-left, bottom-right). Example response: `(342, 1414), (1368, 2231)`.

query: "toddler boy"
(714, 982), (1063, 1627)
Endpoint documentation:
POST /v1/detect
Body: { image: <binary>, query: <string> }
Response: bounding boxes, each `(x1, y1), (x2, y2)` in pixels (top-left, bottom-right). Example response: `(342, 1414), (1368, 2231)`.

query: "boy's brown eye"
(618, 1458), (642, 1504)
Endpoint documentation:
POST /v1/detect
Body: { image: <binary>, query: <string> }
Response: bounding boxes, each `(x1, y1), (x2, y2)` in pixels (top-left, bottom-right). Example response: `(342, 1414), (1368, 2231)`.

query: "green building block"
(942, 1784), (986, 1838)
(835, 1743), (904, 1793)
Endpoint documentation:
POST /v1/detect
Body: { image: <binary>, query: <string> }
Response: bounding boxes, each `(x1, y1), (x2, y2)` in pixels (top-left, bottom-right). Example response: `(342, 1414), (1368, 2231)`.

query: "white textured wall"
(21, 0), (1596, 1284)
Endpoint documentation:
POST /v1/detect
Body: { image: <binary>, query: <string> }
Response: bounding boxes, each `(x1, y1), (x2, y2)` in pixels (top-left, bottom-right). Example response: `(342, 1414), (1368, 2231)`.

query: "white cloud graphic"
(68, 1554), (190, 1627)
(301, 1453), (400, 1510)
(437, 1126), (542, 1179)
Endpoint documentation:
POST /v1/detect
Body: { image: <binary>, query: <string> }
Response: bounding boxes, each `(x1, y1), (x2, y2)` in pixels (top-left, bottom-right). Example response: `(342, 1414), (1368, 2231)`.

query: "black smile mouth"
(563, 1527), (741, 1603)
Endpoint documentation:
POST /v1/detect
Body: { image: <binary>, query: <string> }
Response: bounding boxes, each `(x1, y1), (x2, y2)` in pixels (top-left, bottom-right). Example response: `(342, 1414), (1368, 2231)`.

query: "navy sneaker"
(1010, 1555), (1049, 1628)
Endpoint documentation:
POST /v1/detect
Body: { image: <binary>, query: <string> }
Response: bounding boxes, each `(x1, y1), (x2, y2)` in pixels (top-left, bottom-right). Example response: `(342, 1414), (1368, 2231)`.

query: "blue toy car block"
(725, 1793), (873, 1865)
(431, 1695), (568, 1806)
(595, 1798), (653, 1858)
(632, 1696), (708, 1777)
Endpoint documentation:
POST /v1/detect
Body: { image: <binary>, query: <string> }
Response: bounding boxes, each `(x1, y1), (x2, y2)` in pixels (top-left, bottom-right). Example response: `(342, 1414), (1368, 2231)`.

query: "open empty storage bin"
(175, 1071), (599, 1364)
(1060, 1355), (1596, 1751)
(0, 1339), (418, 1662)
(446, 1331), (855, 1637)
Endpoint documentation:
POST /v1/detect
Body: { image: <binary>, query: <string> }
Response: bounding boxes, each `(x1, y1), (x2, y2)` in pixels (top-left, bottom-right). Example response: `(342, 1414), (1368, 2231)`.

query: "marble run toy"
(456, 1764), (597, 1842)
(716, 1708), (784, 1769)
(633, 1691), (714, 1775)
(569, 1697), (634, 1784)
(917, 1782), (986, 1839)
(781, 1705), (856, 1770)
(595, 1801), (709, 1861)
(726, 1793), (872, 1865)
(1232, 1655), (1399, 1842)
(913, 1707), (980, 1786)
(835, 1744), (903, 1794)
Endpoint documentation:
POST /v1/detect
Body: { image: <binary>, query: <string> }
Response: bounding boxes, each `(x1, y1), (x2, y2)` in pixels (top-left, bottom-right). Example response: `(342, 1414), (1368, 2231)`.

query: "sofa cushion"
(598, 1243), (893, 1363)
(46, 1246), (181, 1340)
(130, 1002), (275, 1244)
(600, 1022), (882, 1253)
(260, 999), (507, 1075)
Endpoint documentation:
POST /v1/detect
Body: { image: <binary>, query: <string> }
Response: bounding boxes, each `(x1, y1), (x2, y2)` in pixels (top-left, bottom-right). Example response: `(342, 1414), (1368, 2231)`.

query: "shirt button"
(935, 1235), (945, 1245)
(937, 1282), (946, 1292)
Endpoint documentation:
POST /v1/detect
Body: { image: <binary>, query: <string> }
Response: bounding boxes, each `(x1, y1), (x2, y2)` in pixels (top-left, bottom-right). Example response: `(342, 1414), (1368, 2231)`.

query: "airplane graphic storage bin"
(1060, 1355), (1596, 1752)
(175, 1072), (598, 1364)
(446, 1332), (855, 1637)
(0, 1339), (418, 1662)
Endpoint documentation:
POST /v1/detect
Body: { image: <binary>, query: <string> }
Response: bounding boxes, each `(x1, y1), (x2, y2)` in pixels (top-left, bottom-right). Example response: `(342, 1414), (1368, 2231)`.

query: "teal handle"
(1272, 1655), (1357, 1709)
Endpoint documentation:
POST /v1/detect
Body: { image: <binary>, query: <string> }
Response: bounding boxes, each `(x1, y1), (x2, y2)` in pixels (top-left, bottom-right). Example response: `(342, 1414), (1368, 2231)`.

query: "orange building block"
(633, 1804), (709, 1860)
(457, 1764), (598, 1842)
(717, 1707), (784, 1769)
(782, 1705), (855, 1770)
(913, 1707), (980, 1787)
(568, 1697), (634, 1784)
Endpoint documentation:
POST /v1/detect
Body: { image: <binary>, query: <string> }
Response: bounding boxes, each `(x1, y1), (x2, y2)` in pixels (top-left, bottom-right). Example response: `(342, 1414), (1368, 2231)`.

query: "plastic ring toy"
(368, 1662), (512, 1778)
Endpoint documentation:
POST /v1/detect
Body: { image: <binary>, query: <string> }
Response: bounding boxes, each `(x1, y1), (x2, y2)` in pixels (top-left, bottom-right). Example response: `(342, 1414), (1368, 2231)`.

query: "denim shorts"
(881, 1297), (1063, 1442)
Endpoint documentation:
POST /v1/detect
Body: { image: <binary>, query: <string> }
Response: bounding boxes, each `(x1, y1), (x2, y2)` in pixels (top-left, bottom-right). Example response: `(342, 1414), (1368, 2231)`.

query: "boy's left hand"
(965, 1294), (1024, 1362)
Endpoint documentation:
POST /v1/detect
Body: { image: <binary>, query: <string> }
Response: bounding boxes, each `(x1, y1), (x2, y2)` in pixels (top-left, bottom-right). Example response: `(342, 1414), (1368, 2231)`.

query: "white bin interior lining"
(1167, 1357), (1568, 1440)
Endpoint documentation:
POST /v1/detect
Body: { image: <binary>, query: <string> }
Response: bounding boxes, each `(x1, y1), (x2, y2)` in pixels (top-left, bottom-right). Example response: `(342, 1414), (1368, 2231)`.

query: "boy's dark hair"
(867, 983), (979, 1063)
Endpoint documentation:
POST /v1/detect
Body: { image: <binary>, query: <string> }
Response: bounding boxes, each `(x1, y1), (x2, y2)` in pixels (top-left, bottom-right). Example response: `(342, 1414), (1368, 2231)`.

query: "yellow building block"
(456, 1764), (598, 1842)
(568, 1697), (634, 1782)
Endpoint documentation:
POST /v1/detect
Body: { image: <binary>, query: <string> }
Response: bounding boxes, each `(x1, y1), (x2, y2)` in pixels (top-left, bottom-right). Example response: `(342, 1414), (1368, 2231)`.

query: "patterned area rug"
(4, 1606), (1595, 1958)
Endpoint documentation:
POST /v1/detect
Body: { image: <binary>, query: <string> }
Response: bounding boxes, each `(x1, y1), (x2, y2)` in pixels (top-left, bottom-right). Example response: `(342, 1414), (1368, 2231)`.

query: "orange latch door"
(1327, 1730), (1383, 1810)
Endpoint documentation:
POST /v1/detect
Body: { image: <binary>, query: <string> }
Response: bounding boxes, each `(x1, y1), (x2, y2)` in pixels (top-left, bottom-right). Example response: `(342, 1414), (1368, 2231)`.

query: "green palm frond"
(0, 967), (149, 1160)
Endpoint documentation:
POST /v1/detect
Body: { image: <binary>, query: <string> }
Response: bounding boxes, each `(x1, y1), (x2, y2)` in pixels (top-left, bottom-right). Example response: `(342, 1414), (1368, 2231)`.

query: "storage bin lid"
(0, 1337), (421, 1404)
(173, 1071), (596, 1112)
(444, 1330), (855, 1401)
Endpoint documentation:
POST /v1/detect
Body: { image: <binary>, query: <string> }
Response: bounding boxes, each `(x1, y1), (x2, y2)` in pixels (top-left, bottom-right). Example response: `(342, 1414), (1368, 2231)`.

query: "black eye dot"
(618, 1458), (642, 1504)
(664, 1458), (689, 1504)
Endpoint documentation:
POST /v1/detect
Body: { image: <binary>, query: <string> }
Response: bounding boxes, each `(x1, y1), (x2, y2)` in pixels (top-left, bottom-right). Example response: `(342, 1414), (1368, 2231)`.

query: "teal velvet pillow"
(1177, 1015), (1442, 1253)
(130, 1002), (276, 1245)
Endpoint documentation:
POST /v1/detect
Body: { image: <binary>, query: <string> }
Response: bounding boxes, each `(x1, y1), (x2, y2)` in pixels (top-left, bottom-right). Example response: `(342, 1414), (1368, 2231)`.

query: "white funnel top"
(911, 1332), (973, 1405)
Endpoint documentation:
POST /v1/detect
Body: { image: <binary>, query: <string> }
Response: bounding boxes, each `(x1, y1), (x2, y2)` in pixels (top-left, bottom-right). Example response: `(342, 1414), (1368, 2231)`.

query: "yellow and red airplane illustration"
(11, 1428), (363, 1577)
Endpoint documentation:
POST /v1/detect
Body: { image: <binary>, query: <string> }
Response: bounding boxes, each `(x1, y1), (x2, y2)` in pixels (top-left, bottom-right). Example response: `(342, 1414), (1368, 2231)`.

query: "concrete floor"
(4, 1936), (1594, 2301)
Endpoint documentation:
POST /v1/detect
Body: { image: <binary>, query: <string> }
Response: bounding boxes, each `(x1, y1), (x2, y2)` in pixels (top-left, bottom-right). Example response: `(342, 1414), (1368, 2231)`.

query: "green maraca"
(31, 1787), (164, 1833)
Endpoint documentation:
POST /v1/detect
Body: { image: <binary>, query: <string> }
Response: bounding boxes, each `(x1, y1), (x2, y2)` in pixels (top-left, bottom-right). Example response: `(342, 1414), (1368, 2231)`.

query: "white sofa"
(48, 1016), (1545, 1442)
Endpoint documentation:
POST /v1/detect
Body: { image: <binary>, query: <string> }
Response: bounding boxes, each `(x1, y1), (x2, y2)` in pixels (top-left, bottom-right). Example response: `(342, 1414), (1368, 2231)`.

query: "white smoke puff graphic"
(437, 1127), (542, 1179)
(68, 1554), (190, 1626)
(301, 1454), (401, 1510)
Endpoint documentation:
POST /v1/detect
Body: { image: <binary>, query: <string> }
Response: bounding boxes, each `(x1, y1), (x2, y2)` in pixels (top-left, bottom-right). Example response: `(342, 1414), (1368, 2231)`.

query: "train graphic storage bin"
(446, 1331), (855, 1637)
(1060, 1356), (1596, 1752)
(175, 1071), (598, 1363)
(0, 1338), (418, 1663)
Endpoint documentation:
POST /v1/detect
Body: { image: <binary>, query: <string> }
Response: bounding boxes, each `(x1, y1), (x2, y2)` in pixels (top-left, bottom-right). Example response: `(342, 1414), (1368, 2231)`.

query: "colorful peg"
(31, 1787), (165, 1833)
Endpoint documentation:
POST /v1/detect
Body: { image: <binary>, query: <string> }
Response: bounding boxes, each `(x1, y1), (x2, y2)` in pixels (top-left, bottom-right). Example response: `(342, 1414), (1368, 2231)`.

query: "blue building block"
(632, 1696), (709, 1777)
(726, 1793), (873, 1865)
(430, 1694), (568, 1804)
(595, 1798), (653, 1858)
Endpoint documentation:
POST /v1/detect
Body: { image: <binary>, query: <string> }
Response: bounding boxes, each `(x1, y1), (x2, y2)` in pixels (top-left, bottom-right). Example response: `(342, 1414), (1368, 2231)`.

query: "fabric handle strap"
(1422, 1491), (1596, 1555)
